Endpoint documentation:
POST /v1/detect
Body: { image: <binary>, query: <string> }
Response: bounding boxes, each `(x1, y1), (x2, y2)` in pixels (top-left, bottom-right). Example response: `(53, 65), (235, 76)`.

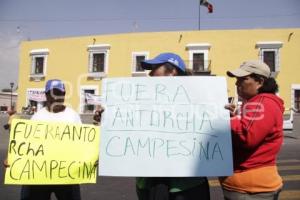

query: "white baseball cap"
(227, 60), (271, 78)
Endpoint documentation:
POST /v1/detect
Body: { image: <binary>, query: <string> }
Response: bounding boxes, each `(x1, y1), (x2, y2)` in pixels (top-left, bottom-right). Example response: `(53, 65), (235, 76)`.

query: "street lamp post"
(10, 82), (14, 110)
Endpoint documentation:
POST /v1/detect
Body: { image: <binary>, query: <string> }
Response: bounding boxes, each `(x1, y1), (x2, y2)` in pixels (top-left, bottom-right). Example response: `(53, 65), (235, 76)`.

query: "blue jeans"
(21, 185), (81, 200)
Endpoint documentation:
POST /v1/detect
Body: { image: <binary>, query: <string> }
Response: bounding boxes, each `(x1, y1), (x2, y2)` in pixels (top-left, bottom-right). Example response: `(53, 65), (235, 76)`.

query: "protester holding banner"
(20, 79), (82, 200)
(135, 53), (210, 200)
(222, 60), (284, 200)
(93, 53), (211, 200)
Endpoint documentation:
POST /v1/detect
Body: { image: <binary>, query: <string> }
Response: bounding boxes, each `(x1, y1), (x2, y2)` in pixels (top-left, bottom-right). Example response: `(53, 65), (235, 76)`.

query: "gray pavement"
(0, 114), (299, 200)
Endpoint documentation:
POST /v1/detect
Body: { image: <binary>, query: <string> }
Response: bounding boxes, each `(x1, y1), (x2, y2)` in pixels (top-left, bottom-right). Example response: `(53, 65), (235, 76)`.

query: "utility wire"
(0, 12), (299, 22)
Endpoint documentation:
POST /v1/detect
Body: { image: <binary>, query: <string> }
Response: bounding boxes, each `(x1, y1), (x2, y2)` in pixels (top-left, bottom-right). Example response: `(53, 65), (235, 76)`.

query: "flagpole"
(198, 0), (213, 29)
(198, 0), (201, 30)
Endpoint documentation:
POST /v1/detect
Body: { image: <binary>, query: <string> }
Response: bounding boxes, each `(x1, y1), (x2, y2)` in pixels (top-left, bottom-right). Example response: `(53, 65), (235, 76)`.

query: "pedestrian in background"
(221, 60), (284, 200)
(3, 109), (17, 131)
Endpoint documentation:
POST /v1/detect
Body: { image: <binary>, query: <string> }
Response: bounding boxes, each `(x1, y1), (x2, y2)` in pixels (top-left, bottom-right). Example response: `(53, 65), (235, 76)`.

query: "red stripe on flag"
(200, 0), (213, 13)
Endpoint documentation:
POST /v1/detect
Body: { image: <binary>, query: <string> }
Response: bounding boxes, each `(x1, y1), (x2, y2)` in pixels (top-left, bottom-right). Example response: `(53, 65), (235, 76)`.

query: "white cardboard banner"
(99, 76), (233, 177)
(27, 90), (46, 102)
(85, 93), (102, 105)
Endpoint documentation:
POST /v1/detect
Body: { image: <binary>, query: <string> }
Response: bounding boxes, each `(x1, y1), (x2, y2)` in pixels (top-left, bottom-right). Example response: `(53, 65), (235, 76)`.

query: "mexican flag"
(200, 0), (213, 13)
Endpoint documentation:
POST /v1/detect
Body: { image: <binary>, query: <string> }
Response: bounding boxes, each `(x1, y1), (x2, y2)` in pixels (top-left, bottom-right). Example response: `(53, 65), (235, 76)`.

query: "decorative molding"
(87, 72), (107, 80)
(87, 44), (111, 51)
(186, 43), (211, 50)
(30, 49), (49, 55)
(29, 74), (45, 82)
(256, 41), (283, 49)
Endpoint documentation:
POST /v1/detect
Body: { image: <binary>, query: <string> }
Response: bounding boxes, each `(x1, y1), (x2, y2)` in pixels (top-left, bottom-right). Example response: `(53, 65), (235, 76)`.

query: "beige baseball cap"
(227, 60), (271, 78)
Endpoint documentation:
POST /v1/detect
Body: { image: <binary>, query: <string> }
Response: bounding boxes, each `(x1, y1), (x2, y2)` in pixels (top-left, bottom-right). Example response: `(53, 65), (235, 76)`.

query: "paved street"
(0, 114), (299, 200)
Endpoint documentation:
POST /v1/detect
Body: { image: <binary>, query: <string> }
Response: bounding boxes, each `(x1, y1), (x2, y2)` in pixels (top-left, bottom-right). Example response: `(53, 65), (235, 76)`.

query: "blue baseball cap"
(141, 52), (186, 74)
(45, 79), (65, 93)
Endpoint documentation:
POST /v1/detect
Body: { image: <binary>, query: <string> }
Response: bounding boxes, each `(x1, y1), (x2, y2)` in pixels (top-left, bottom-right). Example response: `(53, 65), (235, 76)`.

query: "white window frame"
(26, 88), (46, 111)
(87, 44), (110, 80)
(256, 41), (283, 77)
(29, 49), (49, 81)
(131, 51), (149, 77)
(186, 43), (211, 72)
(79, 85), (99, 114)
(291, 84), (300, 111)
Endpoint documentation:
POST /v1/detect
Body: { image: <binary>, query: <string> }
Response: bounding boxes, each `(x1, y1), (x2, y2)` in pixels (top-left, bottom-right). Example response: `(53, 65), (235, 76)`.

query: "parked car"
(283, 108), (297, 130)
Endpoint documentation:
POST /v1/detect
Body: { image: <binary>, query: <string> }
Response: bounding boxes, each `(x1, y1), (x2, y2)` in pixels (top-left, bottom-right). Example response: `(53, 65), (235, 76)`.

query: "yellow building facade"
(17, 28), (300, 113)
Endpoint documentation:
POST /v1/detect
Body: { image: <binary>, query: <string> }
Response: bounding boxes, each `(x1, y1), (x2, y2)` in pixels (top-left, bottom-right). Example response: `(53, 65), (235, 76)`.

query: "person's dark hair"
(185, 68), (194, 76)
(250, 74), (278, 94)
(149, 62), (186, 76)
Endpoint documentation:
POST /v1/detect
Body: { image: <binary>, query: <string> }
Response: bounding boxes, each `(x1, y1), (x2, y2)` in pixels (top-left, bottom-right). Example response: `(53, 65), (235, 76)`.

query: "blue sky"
(0, 0), (299, 90)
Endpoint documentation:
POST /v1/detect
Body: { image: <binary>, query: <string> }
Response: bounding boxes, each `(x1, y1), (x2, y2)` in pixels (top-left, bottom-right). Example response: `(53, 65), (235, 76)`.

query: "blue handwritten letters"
(99, 77), (233, 177)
